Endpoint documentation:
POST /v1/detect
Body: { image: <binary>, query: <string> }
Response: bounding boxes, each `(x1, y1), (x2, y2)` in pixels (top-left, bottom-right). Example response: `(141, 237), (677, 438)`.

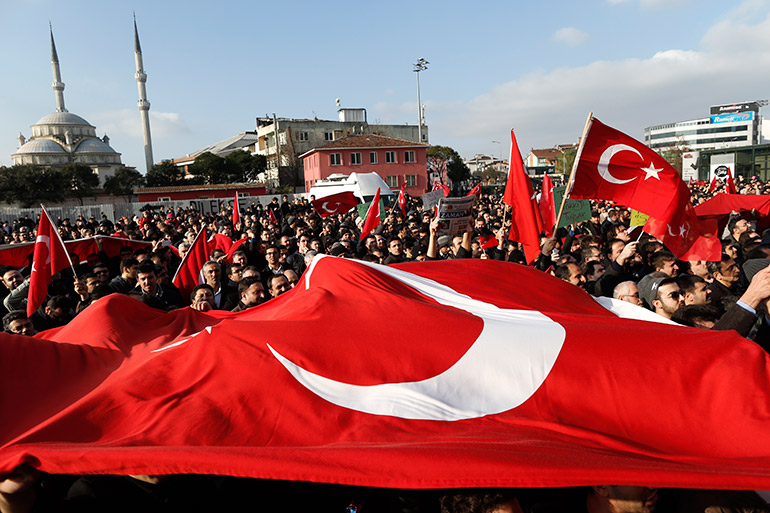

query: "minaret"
(133, 14), (154, 173)
(49, 23), (67, 112)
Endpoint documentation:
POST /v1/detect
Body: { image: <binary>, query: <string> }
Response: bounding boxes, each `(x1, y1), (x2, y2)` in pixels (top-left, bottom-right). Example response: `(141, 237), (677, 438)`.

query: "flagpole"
(41, 204), (77, 276)
(171, 227), (207, 284)
(554, 112), (593, 231)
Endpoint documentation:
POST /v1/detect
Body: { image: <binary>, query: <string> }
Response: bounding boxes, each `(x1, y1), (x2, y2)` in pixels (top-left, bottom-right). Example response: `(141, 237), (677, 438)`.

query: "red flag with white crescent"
(570, 117), (718, 259)
(311, 191), (359, 218)
(3, 257), (770, 489)
(26, 207), (73, 317)
(397, 184), (406, 216)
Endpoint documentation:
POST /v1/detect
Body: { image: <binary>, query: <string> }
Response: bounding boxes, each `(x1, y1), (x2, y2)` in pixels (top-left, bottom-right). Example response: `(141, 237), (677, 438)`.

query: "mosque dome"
(76, 138), (118, 154)
(33, 111), (93, 127)
(15, 139), (67, 154)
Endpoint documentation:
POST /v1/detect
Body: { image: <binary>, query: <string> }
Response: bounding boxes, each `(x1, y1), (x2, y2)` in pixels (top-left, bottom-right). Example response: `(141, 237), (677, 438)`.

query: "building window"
(406, 175), (417, 187)
(369, 152), (378, 164)
(157, 196), (171, 202)
(279, 132), (287, 145)
(386, 176), (399, 188)
(324, 131), (334, 141)
(298, 132), (309, 142)
(330, 153), (341, 166)
(386, 151), (396, 163)
(351, 152), (362, 165)
(404, 151), (415, 163)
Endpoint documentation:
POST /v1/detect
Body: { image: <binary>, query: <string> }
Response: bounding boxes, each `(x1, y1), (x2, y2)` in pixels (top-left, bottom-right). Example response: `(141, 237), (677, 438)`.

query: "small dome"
(15, 139), (67, 154)
(75, 138), (118, 154)
(34, 111), (93, 127)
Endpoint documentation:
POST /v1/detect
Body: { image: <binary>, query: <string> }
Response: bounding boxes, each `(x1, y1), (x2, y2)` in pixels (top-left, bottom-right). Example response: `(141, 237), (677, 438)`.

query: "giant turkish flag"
(2, 257), (770, 489)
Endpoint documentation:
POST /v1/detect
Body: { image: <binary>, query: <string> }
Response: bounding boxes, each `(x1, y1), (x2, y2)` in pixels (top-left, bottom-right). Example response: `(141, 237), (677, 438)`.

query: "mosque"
(11, 21), (155, 184)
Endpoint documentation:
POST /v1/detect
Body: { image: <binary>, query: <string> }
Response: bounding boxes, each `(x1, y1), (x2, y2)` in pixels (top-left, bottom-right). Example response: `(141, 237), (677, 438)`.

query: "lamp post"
(413, 58), (429, 143)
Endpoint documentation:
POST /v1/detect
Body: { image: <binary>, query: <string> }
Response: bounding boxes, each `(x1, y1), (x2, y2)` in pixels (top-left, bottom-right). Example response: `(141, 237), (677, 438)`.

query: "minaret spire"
(134, 13), (154, 173)
(49, 22), (67, 113)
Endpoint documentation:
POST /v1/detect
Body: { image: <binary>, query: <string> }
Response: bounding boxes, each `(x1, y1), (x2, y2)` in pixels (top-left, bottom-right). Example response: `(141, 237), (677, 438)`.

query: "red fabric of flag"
(207, 233), (233, 254)
(224, 237), (248, 263)
(360, 188), (381, 240)
(0, 237), (151, 270)
(398, 184), (406, 216)
(478, 234), (498, 249)
(27, 207), (72, 317)
(3, 257), (770, 489)
(172, 228), (208, 300)
(311, 191), (360, 218)
(503, 129), (543, 263)
(433, 182), (450, 197)
(570, 117), (717, 259)
(539, 173), (556, 238)
(708, 175), (718, 192)
(269, 208), (279, 225)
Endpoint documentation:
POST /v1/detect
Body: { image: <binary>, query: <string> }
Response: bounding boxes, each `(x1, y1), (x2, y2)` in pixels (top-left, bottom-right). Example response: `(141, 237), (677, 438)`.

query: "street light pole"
(413, 58), (429, 143)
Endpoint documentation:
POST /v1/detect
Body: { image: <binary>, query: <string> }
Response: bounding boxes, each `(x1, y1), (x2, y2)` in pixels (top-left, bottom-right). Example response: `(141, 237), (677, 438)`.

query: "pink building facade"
(300, 135), (429, 197)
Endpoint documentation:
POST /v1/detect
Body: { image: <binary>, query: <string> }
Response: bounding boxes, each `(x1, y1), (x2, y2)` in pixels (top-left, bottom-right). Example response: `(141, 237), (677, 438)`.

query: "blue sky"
(2, 0), (770, 171)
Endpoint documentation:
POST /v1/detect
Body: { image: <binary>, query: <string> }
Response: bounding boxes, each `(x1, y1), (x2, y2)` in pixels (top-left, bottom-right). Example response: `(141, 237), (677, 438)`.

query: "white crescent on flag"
(597, 144), (640, 185)
(269, 256), (566, 421)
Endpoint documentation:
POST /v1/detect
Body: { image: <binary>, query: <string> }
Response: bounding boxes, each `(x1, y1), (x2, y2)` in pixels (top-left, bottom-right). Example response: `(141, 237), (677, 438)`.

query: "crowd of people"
(2, 175), (770, 512)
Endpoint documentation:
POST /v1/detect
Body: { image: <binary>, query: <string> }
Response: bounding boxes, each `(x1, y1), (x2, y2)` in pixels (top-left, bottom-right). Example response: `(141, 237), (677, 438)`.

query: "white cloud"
(552, 27), (588, 47)
(606, 0), (631, 4)
(378, 6), (770, 159)
(87, 109), (191, 139)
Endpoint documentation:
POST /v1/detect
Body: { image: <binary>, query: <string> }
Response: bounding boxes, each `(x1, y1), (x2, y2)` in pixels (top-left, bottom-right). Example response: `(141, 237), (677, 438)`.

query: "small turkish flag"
(312, 191), (359, 218)
(27, 206), (72, 317)
(360, 188), (381, 240)
(433, 181), (450, 197)
(709, 175), (718, 192)
(467, 183), (482, 196)
(172, 228), (209, 300)
(397, 184), (406, 216)
(478, 233), (498, 249)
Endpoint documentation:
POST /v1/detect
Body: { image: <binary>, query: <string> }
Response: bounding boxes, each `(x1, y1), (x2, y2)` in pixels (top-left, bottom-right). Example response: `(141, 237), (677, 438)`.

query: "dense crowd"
(2, 176), (770, 512)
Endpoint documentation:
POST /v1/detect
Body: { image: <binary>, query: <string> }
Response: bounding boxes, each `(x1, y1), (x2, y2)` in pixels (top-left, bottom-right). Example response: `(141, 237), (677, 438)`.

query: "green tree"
(426, 145), (470, 184)
(225, 150), (267, 183)
(104, 167), (145, 200)
(480, 166), (506, 184)
(190, 152), (232, 184)
(554, 148), (577, 176)
(145, 160), (187, 187)
(0, 165), (66, 207)
(62, 164), (100, 205)
(659, 138), (690, 175)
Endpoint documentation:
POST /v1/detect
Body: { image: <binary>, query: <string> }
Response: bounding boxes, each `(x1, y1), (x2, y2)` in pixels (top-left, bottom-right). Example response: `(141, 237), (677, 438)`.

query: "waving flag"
(397, 184), (407, 216)
(26, 206), (73, 316)
(503, 129), (543, 263)
(570, 117), (718, 260)
(172, 228), (208, 299)
(2, 257), (770, 489)
(232, 193), (240, 227)
(539, 173), (556, 238)
(360, 188), (381, 240)
(311, 191), (359, 218)
(467, 183), (482, 197)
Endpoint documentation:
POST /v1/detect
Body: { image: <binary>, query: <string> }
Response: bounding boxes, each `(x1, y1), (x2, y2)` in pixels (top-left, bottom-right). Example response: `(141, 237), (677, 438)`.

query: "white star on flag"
(641, 163), (662, 180)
